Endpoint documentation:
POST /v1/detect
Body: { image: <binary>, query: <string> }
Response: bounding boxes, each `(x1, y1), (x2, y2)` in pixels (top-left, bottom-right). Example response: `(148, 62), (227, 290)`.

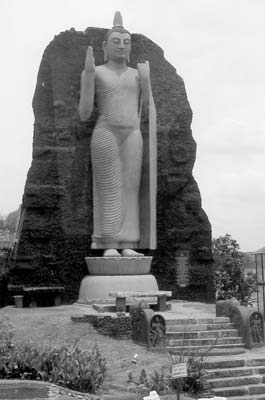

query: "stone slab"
(109, 290), (172, 298)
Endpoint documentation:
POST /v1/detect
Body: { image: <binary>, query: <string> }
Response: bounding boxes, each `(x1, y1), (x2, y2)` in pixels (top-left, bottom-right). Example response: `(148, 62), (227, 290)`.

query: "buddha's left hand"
(137, 61), (150, 83)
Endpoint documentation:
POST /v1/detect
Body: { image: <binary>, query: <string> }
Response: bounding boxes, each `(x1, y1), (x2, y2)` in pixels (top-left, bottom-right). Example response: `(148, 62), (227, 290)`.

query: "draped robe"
(90, 65), (156, 249)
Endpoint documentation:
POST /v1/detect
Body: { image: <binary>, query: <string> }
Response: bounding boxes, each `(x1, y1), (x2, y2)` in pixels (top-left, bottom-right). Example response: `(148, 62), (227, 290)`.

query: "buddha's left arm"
(137, 61), (155, 118)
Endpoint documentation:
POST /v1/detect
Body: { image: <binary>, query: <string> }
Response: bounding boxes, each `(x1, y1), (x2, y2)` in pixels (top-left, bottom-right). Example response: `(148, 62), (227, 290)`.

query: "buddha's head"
(102, 12), (131, 63)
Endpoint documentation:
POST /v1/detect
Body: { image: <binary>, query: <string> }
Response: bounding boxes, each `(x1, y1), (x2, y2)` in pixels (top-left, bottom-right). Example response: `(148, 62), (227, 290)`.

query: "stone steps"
(204, 358), (265, 399)
(165, 315), (245, 356)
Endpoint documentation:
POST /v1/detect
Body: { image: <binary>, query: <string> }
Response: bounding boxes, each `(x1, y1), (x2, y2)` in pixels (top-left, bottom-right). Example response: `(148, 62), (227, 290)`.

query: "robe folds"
(90, 66), (156, 250)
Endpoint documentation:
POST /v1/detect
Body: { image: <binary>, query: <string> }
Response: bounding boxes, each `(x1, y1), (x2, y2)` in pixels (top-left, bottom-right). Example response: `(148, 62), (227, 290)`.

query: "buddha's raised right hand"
(85, 46), (95, 74)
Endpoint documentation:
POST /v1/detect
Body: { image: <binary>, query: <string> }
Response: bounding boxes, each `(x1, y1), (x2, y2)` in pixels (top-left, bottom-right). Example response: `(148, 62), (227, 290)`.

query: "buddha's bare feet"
(103, 249), (121, 257)
(121, 249), (144, 257)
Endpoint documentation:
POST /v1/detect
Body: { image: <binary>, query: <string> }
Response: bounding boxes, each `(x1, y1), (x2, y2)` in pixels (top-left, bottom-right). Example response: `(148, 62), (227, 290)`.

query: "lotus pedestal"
(77, 256), (158, 304)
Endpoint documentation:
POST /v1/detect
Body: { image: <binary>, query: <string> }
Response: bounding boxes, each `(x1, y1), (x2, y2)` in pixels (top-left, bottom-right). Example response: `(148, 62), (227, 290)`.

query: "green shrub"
(169, 345), (212, 396)
(127, 344), (212, 397)
(0, 317), (14, 359)
(127, 367), (170, 396)
(213, 234), (256, 305)
(0, 342), (107, 394)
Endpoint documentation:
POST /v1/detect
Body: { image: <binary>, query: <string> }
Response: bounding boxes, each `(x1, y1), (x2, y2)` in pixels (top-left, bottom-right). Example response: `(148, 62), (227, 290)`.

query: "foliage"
(0, 228), (15, 253)
(0, 209), (19, 256)
(127, 345), (212, 397)
(170, 341), (213, 396)
(213, 234), (256, 305)
(0, 318), (14, 361)
(4, 209), (20, 234)
(0, 340), (107, 394)
(127, 367), (170, 396)
(0, 217), (4, 230)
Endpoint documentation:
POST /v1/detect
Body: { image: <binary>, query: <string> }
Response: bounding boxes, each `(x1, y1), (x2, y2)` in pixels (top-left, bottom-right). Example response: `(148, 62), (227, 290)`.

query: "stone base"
(77, 274), (159, 304)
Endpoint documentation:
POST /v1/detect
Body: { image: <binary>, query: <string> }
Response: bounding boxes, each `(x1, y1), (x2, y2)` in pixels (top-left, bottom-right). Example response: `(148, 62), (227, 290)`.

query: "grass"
(0, 305), (172, 394)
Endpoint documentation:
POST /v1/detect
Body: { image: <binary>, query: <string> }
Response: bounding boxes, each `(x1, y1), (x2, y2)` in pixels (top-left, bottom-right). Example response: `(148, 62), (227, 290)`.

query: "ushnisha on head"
(102, 11), (131, 63)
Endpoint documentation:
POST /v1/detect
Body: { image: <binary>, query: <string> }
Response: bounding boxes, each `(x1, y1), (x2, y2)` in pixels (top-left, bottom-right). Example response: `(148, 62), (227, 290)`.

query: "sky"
(0, 0), (264, 252)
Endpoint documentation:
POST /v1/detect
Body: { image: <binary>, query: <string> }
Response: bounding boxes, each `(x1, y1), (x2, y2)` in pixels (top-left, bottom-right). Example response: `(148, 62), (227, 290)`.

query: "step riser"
(225, 395), (265, 400)
(207, 367), (265, 379)
(247, 360), (265, 367)
(165, 317), (230, 325)
(209, 375), (264, 388)
(204, 359), (265, 370)
(208, 369), (253, 379)
(204, 360), (245, 369)
(213, 385), (265, 397)
(250, 385), (265, 395)
(169, 350), (246, 357)
(166, 329), (239, 339)
(213, 387), (249, 397)
(166, 323), (236, 332)
(166, 338), (243, 346)
(168, 343), (244, 350)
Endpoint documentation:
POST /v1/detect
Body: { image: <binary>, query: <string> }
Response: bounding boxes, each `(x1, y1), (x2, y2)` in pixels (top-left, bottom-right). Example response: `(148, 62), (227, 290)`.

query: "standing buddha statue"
(79, 11), (156, 257)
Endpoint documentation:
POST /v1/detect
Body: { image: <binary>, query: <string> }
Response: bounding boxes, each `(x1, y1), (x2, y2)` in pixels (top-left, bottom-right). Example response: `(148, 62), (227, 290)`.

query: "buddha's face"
(103, 31), (131, 62)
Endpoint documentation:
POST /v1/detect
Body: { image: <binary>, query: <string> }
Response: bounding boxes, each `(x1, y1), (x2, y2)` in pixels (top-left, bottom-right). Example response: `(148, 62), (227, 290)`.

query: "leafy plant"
(0, 317), (14, 358)
(169, 341), (213, 396)
(213, 234), (256, 305)
(149, 367), (171, 394)
(0, 341), (107, 394)
(127, 367), (170, 396)
(127, 346), (211, 397)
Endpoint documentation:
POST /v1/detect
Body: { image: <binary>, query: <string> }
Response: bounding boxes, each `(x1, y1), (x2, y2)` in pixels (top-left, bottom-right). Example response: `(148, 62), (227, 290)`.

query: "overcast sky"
(0, 0), (264, 251)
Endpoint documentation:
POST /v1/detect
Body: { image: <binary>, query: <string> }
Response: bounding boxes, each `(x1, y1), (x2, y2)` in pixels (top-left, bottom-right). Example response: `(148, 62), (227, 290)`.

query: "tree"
(5, 209), (20, 233)
(0, 215), (5, 230)
(213, 234), (256, 305)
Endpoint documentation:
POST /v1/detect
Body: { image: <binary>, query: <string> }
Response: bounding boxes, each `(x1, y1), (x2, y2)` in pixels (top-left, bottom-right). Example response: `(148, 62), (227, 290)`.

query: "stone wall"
(10, 27), (214, 302)
(88, 315), (132, 339)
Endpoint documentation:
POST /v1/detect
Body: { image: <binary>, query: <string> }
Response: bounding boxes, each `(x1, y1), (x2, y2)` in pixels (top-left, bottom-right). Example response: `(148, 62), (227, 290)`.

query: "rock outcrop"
(10, 28), (214, 302)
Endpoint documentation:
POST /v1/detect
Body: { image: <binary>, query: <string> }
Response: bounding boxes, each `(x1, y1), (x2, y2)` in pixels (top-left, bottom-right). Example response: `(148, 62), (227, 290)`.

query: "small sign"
(143, 390), (160, 400)
(176, 252), (190, 288)
(171, 363), (188, 379)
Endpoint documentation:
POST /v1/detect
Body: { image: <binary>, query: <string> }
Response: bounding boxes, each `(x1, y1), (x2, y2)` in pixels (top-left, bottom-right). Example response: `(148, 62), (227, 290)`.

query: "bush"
(0, 341), (107, 394)
(169, 344), (212, 396)
(213, 234), (256, 305)
(0, 317), (14, 360)
(127, 367), (170, 396)
(127, 345), (212, 397)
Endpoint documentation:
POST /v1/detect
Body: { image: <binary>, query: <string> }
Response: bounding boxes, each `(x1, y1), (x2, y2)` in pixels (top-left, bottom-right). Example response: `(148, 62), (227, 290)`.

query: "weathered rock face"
(10, 28), (214, 302)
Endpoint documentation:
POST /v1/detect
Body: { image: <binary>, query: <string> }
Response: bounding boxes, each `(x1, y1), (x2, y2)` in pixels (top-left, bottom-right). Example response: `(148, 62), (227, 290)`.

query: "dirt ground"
(0, 305), (174, 394)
